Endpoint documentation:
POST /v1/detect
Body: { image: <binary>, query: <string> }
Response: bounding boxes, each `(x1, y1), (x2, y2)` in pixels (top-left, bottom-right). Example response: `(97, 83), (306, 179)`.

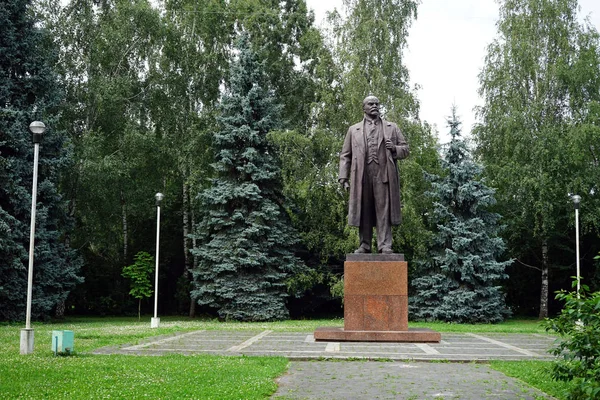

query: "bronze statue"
(339, 96), (409, 254)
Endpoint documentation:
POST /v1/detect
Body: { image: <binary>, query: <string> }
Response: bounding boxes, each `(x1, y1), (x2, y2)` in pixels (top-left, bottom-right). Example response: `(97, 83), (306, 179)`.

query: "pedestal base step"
(314, 327), (441, 343)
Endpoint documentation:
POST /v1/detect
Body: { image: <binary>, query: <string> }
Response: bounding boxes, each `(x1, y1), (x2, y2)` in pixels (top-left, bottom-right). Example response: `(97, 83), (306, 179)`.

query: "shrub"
(544, 280), (600, 399)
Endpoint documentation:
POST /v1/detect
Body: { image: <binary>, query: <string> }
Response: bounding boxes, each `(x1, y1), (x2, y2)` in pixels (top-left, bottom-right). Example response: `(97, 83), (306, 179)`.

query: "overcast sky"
(306, 0), (600, 142)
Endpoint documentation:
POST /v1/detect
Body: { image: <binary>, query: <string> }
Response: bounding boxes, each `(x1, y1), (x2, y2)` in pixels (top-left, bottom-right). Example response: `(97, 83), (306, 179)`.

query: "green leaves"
(475, 0), (600, 317)
(122, 251), (154, 301)
(545, 281), (600, 399)
(122, 251), (154, 320)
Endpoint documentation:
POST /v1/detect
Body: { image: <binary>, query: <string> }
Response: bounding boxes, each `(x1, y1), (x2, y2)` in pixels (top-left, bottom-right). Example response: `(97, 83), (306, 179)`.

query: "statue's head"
(362, 96), (380, 118)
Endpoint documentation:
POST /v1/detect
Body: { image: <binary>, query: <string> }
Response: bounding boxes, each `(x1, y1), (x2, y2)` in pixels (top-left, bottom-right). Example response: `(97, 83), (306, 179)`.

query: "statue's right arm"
(338, 129), (353, 184)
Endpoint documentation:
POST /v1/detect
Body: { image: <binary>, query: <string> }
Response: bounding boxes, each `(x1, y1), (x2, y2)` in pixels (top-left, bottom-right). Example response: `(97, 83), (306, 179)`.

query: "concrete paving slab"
(93, 330), (556, 362)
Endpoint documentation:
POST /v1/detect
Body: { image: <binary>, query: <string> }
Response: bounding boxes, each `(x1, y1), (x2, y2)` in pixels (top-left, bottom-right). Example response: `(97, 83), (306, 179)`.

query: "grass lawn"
(0, 316), (560, 399)
(490, 360), (571, 400)
(0, 318), (295, 399)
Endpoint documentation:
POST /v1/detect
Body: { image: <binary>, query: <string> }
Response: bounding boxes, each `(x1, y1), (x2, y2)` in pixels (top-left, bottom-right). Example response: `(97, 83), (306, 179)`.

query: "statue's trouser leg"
(372, 166), (391, 252)
(359, 164), (375, 251)
(360, 163), (391, 252)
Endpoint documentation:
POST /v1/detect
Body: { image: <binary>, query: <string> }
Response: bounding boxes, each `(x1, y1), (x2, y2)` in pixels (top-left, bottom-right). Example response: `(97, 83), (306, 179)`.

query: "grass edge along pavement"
(0, 317), (564, 399)
(490, 360), (573, 400)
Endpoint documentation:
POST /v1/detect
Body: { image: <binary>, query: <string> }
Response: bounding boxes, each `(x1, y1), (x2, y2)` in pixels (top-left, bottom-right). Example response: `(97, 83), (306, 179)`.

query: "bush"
(544, 280), (600, 399)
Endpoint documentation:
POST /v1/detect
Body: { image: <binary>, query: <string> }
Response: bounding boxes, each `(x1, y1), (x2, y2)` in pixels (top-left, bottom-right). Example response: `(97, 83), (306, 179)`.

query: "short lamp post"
(20, 121), (46, 354)
(151, 192), (164, 328)
(572, 195), (581, 299)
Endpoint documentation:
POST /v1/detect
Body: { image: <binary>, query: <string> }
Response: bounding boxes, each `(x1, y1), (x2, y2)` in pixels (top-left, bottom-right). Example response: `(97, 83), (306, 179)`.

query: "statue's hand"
(385, 139), (396, 155)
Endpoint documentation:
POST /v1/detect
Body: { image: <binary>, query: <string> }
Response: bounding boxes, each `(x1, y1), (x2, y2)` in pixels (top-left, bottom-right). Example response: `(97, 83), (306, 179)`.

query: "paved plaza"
(94, 330), (559, 399)
(94, 330), (556, 362)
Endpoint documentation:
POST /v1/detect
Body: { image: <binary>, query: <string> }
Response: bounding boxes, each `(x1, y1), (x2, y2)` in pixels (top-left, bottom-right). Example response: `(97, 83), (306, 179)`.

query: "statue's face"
(363, 97), (380, 118)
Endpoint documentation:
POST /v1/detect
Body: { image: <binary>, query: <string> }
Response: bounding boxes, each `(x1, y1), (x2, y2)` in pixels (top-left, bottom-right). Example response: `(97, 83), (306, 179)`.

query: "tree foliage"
(190, 34), (306, 321)
(474, 0), (600, 317)
(122, 251), (154, 320)
(31, 0), (330, 317)
(412, 110), (511, 323)
(0, 0), (82, 320)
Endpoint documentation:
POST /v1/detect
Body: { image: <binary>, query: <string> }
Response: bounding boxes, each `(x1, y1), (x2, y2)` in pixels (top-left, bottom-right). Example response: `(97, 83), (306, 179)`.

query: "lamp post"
(151, 192), (164, 328)
(572, 194), (581, 299)
(20, 121), (46, 354)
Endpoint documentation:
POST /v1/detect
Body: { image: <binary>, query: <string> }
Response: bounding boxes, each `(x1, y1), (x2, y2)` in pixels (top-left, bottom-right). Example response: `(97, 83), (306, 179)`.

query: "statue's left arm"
(387, 125), (409, 160)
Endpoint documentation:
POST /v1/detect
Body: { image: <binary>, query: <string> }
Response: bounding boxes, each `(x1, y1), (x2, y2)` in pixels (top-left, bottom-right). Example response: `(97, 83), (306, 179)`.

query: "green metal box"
(51, 330), (74, 353)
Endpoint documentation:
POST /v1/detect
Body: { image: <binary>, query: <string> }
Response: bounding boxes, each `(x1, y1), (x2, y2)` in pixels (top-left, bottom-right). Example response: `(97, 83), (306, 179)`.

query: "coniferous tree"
(411, 109), (510, 323)
(0, 0), (82, 320)
(190, 34), (306, 321)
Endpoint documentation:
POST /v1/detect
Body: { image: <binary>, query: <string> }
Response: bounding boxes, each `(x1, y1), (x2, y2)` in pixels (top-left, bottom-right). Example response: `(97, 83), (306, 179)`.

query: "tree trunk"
(121, 190), (128, 263)
(189, 207), (198, 318)
(183, 180), (190, 272)
(55, 300), (65, 319)
(138, 299), (141, 321)
(183, 180), (196, 318)
(538, 239), (549, 319)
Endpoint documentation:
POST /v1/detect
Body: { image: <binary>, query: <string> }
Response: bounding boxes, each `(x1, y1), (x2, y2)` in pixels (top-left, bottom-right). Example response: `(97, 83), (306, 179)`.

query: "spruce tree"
(190, 34), (305, 321)
(0, 0), (82, 320)
(411, 109), (511, 323)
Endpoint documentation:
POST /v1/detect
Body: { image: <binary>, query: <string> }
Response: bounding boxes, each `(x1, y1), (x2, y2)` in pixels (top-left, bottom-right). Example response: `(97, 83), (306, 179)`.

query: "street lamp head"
(29, 121), (46, 144)
(155, 192), (164, 206)
(572, 194), (581, 209)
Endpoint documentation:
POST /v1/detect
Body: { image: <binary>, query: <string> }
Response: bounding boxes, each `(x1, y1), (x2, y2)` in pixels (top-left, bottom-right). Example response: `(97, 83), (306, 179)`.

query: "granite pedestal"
(315, 254), (440, 343)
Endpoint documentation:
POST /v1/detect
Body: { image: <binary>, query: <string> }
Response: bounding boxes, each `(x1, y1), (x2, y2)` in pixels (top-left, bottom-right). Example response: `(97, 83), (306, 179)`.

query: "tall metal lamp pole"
(20, 121), (46, 354)
(572, 195), (581, 299)
(151, 192), (164, 328)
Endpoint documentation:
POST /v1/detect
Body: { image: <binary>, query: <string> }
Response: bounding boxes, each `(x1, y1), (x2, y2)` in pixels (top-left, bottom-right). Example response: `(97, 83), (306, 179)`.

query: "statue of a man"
(338, 96), (409, 254)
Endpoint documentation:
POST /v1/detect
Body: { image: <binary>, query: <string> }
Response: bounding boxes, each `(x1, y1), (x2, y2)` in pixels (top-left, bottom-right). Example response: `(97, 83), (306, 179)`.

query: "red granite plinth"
(314, 327), (441, 343)
(344, 255), (408, 331)
(315, 254), (440, 343)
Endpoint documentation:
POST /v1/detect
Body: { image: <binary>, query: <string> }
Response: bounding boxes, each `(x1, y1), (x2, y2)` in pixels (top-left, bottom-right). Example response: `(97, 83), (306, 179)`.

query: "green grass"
(410, 317), (549, 334)
(0, 318), (292, 399)
(0, 353), (287, 399)
(489, 360), (572, 400)
(0, 316), (556, 399)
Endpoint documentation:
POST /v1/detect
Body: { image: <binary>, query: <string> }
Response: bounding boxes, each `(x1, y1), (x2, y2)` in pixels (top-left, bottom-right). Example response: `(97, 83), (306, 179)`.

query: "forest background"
(2, 0), (600, 322)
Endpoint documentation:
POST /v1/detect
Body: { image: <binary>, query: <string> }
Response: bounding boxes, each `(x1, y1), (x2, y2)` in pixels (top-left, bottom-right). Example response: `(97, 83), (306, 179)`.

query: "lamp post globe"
(29, 121), (46, 144)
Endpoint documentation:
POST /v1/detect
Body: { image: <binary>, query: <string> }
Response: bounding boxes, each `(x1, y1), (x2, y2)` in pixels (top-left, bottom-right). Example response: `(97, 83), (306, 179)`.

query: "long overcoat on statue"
(339, 119), (409, 227)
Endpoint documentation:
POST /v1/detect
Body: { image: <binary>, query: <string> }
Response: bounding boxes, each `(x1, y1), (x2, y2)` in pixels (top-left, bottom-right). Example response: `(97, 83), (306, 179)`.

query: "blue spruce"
(0, 0), (82, 320)
(411, 109), (511, 323)
(190, 34), (305, 321)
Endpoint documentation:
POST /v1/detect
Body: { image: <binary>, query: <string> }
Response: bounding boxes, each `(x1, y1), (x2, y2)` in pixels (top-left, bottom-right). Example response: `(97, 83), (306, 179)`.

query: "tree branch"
(516, 258), (542, 272)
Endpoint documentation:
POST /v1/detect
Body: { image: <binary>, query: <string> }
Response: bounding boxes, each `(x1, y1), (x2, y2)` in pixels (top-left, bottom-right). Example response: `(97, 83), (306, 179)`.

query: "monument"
(315, 96), (440, 342)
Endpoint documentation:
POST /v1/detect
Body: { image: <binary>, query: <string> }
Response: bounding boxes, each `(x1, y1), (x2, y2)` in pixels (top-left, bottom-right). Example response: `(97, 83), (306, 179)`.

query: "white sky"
(306, 0), (600, 143)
